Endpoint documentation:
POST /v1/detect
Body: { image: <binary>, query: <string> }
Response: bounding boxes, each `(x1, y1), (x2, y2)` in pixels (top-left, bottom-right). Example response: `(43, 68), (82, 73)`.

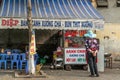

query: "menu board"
(64, 48), (87, 64)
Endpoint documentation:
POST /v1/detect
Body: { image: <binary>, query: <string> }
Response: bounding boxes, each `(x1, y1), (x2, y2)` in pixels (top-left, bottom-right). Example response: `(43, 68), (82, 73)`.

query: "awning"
(0, 0), (104, 30)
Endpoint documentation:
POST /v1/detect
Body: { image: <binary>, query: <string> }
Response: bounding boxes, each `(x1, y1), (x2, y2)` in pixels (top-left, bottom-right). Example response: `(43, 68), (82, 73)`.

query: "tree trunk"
(91, 0), (97, 8)
(27, 0), (35, 74)
(28, 55), (35, 74)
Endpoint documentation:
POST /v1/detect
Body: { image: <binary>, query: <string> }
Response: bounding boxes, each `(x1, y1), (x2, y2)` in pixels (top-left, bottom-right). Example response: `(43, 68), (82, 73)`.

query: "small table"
(105, 57), (112, 69)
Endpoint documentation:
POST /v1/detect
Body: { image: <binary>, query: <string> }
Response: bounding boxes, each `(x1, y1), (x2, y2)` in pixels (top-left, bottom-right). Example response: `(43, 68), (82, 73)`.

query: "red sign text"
(1, 18), (19, 27)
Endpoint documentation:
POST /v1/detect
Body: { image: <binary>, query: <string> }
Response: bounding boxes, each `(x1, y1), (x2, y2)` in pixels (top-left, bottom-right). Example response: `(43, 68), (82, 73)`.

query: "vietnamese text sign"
(0, 18), (104, 30)
(64, 48), (87, 64)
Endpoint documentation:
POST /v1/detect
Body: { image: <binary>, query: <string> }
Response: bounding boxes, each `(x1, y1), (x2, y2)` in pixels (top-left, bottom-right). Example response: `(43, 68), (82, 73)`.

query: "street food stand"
(63, 30), (87, 70)
(0, 0), (104, 71)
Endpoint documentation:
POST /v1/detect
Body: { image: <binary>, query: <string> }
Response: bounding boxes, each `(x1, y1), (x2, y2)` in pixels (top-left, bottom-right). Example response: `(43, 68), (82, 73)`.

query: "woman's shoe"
(89, 75), (94, 77)
(95, 74), (99, 77)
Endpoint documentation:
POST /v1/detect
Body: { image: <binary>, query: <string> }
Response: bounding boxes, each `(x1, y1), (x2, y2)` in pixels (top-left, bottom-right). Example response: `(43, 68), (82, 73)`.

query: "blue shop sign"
(20, 20), (93, 28)
(81, 21), (93, 28)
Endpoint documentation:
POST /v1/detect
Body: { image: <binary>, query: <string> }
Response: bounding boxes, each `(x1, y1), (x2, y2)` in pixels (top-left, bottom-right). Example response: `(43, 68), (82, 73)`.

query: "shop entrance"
(0, 29), (60, 65)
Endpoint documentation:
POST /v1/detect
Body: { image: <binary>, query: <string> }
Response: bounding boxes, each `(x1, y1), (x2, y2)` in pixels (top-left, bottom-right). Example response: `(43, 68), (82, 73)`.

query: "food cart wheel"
(83, 65), (88, 70)
(65, 65), (71, 71)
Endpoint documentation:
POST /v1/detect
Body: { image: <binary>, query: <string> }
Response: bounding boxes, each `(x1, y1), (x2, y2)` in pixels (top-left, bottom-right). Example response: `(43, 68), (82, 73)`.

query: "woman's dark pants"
(87, 52), (99, 76)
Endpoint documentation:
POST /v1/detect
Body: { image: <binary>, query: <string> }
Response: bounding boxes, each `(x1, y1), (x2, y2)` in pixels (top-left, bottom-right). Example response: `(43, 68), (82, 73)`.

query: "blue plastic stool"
(34, 53), (39, 65)
(19, 53), (27, 70)
(11, 53), (19, 70)
(0, 54), (7, 70)
(25, 60), (29, 74)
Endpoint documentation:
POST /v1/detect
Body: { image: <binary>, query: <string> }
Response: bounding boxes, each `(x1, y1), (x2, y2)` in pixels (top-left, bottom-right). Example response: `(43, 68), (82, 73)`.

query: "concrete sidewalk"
(0, 62), (120, 80)
(0, 68), (120, 80)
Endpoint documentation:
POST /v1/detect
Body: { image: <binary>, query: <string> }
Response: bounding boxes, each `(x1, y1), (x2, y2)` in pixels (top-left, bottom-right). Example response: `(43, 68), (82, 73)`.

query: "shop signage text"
(0, 18), (103, 29)
(21, 20), (93, 28)
(64, 48), (87, 64)
(0, 18), (93, 28)
(1, 18), (19, 27)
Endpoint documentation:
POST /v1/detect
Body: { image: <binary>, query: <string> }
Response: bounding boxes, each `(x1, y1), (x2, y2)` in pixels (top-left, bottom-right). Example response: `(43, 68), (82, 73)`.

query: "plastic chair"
(6, 54), (12, 69)
(11, 53), (19, 70)
(25, 60), (29, 74)
(0, 54), (7, 70)
(12, 49), (21, 54)
(6, 54), (12, 60)
(34, 53), (39, 65)
(19, 53), (27, 70)
(4, 49), (11, 54)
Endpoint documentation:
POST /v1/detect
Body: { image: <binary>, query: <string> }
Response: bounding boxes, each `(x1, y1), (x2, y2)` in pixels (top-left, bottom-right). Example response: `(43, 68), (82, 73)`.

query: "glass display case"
(64, 30), (87, 65)
(64, 30), (86, 48)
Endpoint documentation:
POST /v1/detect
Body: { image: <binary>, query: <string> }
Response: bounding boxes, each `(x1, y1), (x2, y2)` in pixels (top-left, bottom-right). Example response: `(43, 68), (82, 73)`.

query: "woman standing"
(84, 30), (99, 77)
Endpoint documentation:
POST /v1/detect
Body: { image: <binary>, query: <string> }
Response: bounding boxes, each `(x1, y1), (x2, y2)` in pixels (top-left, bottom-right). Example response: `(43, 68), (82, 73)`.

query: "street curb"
(14, 70), (48, 78)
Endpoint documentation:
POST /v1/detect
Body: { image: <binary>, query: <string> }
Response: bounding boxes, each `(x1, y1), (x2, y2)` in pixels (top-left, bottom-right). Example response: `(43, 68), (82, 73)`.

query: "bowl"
(104, 53), (111, 57)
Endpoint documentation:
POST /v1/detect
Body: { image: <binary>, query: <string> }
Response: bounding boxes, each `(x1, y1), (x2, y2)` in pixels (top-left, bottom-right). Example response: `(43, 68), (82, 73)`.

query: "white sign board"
(0, 18), (104, 30)
(64, 48), (87, 64)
